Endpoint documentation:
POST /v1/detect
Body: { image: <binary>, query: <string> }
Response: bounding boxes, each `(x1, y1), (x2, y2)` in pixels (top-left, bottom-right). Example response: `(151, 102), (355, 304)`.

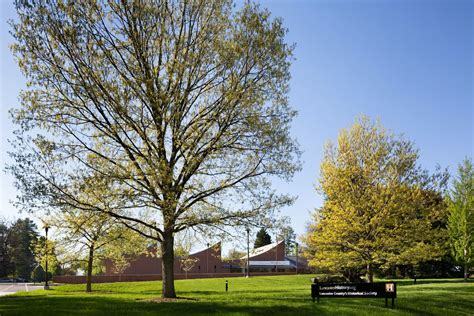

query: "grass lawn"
(0, 275), (472, 315)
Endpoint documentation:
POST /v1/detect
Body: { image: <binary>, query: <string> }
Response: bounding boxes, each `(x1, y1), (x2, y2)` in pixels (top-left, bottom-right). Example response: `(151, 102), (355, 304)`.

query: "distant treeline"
(0, 218), (57, 282)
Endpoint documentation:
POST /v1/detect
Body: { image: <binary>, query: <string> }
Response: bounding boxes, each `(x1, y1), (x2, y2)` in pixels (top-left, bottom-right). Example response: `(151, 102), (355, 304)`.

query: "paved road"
(0, 283), (44, 296)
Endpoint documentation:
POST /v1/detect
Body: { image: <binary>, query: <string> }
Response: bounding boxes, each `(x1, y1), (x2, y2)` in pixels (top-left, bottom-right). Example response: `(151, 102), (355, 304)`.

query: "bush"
(312, 274), (348, 283)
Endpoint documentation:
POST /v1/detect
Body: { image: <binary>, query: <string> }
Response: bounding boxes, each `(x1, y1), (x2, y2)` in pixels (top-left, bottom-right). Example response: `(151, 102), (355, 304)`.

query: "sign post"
(311, 281), (396, 308)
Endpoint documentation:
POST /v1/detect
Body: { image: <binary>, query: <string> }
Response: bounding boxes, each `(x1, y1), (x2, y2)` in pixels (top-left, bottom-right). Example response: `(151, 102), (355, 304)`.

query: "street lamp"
(206, 242), (210, 274)
(275, 232), (278, 273)
(44, 224), (50, 290)
(295, 242), (299, 274)
(246, 227), (250, 278)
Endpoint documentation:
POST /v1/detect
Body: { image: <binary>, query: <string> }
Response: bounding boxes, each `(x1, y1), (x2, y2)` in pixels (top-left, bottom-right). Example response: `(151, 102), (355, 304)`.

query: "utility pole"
(246, 227), (250, 278)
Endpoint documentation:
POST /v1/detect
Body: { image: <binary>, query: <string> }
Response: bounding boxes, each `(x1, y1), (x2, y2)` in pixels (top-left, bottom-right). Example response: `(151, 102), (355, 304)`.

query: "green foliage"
(0, 220), (13, 277)
(8, 218), (38, 280)
(31, 236), (59, 276)
(45, 207), (149, 291)
(312, 274), (349, 283)
(447, 158), (474, 279)
(304, 116), (449, 282)
(254, 228), (272, 248)
(100, 228), (149, 275)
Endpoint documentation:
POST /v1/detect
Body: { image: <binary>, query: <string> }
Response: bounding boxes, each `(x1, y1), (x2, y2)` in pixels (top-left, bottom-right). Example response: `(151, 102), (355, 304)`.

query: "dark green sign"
(311, 282), (396, 307)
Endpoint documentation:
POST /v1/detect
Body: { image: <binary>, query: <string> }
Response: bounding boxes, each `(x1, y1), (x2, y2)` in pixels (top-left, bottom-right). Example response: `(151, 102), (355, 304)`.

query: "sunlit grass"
(0, 275), (472, 315)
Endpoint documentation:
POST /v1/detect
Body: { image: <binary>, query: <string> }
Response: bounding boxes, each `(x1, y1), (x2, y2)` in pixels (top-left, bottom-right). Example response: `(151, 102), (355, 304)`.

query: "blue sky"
(1, 0), (473, 245)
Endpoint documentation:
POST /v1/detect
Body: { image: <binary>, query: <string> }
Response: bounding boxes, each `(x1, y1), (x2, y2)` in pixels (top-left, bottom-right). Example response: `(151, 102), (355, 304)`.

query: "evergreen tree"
(254, 228), (272, 248)
(9, 218), (38, 279)
(448, 158), (474, 280)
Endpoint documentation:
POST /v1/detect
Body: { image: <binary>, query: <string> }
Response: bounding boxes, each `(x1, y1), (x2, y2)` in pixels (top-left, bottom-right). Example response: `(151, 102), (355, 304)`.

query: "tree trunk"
(366, 263), (374, 283)
(161, 229), (176, 298)
(464, 264), (468, 281)
(86, 244), (94, 293)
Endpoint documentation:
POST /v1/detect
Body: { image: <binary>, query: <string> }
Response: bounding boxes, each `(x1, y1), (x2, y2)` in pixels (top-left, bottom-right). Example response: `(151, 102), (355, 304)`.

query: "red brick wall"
(102, 241), (305, 278)
(105, 242), (227, 275)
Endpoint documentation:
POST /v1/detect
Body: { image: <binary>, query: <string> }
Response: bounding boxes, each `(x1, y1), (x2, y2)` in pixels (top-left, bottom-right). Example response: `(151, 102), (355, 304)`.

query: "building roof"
(240, 240), (284, 260)
(190, 242), (221, 257)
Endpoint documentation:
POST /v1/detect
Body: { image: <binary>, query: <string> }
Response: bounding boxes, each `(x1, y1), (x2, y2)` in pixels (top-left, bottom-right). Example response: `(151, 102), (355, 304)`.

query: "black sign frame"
(311, 282), (397, 307)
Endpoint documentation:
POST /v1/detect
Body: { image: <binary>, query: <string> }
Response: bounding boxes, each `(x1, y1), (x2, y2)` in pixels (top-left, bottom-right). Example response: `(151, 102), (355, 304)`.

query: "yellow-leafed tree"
(304, 116), (448, 282)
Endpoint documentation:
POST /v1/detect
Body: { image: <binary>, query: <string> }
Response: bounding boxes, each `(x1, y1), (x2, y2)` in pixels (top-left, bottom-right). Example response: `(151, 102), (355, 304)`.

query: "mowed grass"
(0, 275), (473, 315)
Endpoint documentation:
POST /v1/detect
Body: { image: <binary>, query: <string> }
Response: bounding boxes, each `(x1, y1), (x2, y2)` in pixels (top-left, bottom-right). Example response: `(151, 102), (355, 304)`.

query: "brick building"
(54, 240), (311, 283)
(104, 242), (225, 275)
(105, 240), (308, 275)
(244, 240), (292, 272)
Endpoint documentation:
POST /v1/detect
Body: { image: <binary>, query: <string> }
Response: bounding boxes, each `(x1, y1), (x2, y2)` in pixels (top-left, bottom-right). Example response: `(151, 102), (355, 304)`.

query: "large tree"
(304, 117), (448, 282)
(447, 158), (474, 281)
(10, 0), (299, 297)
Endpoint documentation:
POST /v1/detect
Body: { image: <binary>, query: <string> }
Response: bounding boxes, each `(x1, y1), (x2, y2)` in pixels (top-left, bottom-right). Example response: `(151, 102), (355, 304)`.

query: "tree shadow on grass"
(0, 294), (401, 316)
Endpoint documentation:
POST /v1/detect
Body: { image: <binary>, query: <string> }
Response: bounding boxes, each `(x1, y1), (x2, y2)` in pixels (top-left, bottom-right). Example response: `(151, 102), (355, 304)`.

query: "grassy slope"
(0, 275), (472, 315)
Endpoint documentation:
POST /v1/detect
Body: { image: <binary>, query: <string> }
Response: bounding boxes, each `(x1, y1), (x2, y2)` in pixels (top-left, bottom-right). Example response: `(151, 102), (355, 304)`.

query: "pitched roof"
(240, 240), (284, 260)
(190, 242), (221, 257)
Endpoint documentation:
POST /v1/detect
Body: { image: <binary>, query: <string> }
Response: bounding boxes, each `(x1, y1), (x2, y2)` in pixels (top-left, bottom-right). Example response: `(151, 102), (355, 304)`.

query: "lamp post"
(295, 242), (299, 274)
(275, 233), (278, 273)
(246, 227), (250, 278)
(206, 242), (210, 274)
(44, 225), (50, 290)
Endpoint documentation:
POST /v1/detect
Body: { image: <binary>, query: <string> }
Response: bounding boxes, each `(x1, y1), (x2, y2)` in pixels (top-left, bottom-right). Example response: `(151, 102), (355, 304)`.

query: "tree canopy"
(8, 218), (38, 280)
(45, 207), (147, 292)
(0, 218), (40, 280)
(9, 0), (299, 297)
(303, 117), (448, 282)
(447, 158), (474, 280)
